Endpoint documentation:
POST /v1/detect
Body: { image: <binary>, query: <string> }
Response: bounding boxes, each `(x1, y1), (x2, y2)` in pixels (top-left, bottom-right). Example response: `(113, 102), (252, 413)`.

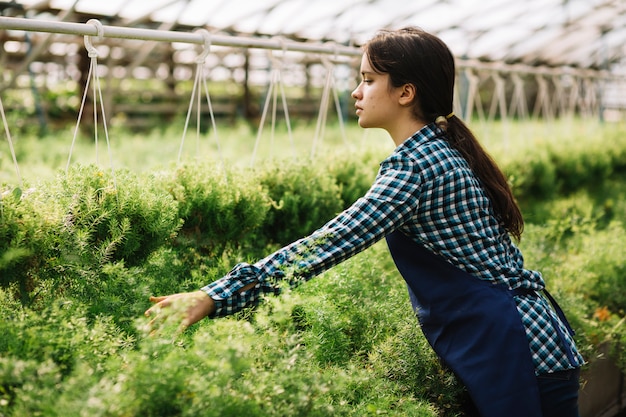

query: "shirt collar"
(394, 123), (445, 153)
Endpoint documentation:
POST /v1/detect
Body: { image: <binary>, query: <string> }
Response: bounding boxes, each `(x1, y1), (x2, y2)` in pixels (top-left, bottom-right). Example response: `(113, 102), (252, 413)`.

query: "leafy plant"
(160, 162), (269, 258)
(1, 121), (626, 416)
(255, 161), (344, 246)
(45, 164), (181, 267)
(0, 185), (48, 305)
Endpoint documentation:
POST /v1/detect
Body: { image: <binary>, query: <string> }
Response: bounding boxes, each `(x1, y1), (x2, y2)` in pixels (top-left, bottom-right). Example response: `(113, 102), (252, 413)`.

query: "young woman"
(146, 27), (584, 417)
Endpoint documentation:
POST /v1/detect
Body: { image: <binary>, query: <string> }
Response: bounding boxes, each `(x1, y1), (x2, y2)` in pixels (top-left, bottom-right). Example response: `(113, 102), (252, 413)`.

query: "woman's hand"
(144, 290), (215, 331)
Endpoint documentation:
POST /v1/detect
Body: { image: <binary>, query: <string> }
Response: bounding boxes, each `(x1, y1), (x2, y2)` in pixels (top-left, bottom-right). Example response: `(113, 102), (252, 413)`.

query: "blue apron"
(386, 230), (543, 417)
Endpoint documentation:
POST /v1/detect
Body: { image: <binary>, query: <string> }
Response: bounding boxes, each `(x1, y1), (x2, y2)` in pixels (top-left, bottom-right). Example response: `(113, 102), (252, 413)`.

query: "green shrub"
(160, 162), (269, 258)
(504, 129), (626, 203)
(1, 165), (181, 306)
(41, 164), (182, 267)
(505, 148), (557, 201)
(325, 149), (381, 209)
(519, 214), (626, 372)
(548, 140), (612, 193)
(293, 245), (465, 415)
(1, 123), (626, 416)
(368, 320), (466, 415)
(0, 289), (135, 417)
(290, 245), (405, 366)
(0, 186), (44, 305)
(0, 357), (62, 417)
(0, 293), (133, 375)
(255, 161), (344, 246)
(571, 221), (626, 314)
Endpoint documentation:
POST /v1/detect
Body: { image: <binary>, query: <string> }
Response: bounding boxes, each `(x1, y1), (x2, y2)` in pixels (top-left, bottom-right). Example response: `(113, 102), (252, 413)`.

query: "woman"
(146, 27), (584, 417)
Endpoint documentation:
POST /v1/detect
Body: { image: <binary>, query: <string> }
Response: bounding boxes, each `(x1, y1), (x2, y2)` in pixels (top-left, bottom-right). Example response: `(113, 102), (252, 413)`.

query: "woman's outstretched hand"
(144, 290), (215, 331)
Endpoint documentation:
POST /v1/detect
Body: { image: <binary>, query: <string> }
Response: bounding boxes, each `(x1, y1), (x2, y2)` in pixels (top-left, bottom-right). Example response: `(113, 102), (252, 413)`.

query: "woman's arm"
(145, 158), (420, 327)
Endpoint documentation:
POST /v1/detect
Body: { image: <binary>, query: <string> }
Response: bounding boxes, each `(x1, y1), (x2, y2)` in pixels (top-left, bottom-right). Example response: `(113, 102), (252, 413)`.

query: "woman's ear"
(398, 83), (416, 106)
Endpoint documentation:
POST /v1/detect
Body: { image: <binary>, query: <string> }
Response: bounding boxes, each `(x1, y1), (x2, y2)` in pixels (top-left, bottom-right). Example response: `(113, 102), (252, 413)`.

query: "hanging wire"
(311, 52), (350, 159)
(250, 37), (295, 167)
(66, 19), (118, 193)
(66, 38), (95, 172)
(177, 28), (225, 175)
(0, 96), (22, 186)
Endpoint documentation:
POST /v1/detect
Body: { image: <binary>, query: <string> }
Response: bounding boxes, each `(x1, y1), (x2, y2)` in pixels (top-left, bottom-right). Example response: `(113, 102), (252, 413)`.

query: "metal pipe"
(1, 16), (618, 80)
(0, 16), (361, 57)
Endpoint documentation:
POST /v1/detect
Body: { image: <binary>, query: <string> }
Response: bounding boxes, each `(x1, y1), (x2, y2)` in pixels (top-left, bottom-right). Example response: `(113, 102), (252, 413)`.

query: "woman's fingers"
(149, 295), (169, 304)
(143, 291), (215, 330)
(145, 296), (169, 317)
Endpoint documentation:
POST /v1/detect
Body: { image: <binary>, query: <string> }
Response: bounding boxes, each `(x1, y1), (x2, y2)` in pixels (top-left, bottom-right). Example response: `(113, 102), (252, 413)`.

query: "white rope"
(178, 29), (225, 174)
(311, 56), (349, 159)
(330, 62), (349, 148)
(178, 57), (200, 163)
(250, 72), (274, 166)
(66, 48), (94, 173)
(311, 65), (332, 159)
(533, 74), (553, 120)
(509, 73), (529, 120)
(278, 73), (295, 157)
(0, 96), (22, 186)
(250, 40), (295, 166)
(201, 66), (225, 171)
(66, 20), (118, 193)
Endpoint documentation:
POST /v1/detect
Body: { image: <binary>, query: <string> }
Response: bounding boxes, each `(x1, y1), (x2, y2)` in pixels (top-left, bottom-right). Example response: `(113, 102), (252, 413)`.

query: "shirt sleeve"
(201, 156), (422, 317)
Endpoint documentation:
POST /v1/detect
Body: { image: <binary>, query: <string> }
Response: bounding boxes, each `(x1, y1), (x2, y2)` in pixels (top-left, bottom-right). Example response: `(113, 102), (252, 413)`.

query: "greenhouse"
(2, 0), (625, 134)
(1, 1), (625, 416)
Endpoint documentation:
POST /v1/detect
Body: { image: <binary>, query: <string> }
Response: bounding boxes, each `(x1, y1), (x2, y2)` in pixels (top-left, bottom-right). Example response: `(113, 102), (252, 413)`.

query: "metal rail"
(0, 16), (362, 57)
(1, 16), (620, 79)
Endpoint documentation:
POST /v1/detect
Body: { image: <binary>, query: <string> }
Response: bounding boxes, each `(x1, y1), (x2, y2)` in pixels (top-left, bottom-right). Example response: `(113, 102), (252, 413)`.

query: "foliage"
(43, 164), (182, 267)
(0, 164), (181, 308)
(159, 162), (269, 257)
(0, 247), (441, 417)
(0, 185), (45, 305)
(519, 199), (626, 374)
(294, 251), (466, 413)
(500, 123), (626, 203)
(324, 149), (381, 208)
(0, 120), (625, 416)
(0, 290), (135, 416)
(254, 160), (345, 246)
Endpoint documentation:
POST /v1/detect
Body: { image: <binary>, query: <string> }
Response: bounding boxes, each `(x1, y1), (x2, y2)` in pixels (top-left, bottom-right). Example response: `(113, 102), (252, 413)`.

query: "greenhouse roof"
(4, 0), (626, 70)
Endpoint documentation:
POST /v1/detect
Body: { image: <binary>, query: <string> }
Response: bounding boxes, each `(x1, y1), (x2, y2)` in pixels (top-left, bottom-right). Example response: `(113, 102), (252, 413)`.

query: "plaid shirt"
(202, 123), (584, 374)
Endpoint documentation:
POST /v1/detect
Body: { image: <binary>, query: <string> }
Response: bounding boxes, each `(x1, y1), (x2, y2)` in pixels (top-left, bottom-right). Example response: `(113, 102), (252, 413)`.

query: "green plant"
(49, 165), (181, 266)
(158, 162), (270, 267)
(0, 185), (48, 305)
(325, 149), (381, 209)
(0, 290), (135, 417)
(1, 120), (626, 416)
(255, 161), (344, 246)
(1, 164), (182, 306)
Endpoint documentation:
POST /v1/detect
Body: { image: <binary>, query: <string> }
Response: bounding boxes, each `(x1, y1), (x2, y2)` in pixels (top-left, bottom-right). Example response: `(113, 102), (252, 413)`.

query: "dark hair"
(364, 27), (524, 240)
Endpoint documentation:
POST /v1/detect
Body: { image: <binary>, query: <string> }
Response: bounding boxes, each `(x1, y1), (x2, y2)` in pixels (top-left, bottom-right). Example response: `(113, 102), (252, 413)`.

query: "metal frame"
(0, 16), (361, 57)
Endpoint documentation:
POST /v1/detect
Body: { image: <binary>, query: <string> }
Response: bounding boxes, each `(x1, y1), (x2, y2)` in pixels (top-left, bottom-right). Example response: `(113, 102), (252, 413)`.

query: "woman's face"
(351, 53), (404, 131)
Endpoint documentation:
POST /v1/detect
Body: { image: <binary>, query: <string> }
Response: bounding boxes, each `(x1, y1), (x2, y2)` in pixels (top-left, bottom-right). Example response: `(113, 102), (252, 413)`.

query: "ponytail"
(446, 116), (524, 240)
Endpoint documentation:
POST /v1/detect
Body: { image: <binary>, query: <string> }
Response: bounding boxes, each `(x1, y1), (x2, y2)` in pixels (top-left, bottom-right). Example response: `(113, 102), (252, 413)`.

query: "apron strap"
(541, 289), (575, 336)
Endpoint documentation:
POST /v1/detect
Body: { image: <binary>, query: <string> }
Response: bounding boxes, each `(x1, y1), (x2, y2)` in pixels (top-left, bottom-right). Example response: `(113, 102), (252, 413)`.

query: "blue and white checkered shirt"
(202, 123), (584, 374)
